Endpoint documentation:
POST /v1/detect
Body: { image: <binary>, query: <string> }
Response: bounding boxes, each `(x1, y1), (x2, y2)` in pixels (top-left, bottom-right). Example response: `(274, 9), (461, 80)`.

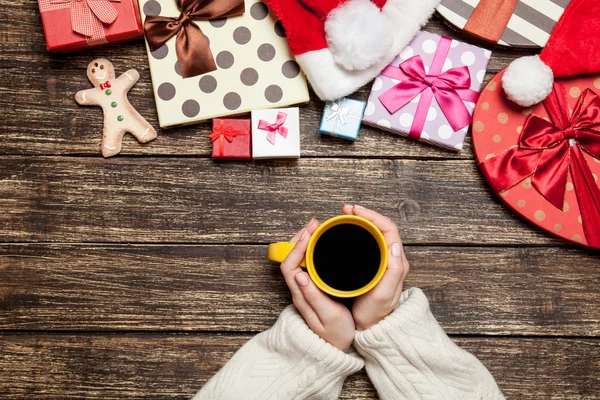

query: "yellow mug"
(268, 215), (388, 298)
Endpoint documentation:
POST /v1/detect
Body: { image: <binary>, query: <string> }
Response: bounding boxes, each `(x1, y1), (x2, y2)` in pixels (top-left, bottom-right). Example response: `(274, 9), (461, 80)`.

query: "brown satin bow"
(144, 0), (245, 79)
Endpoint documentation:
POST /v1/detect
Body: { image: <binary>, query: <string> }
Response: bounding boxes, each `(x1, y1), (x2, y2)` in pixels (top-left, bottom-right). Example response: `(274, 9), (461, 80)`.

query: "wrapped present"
(362, 31), (491, 151)
(473, 72), (600, 249)
(252, 107), (300, 159)
(320, 98), (366, 141)
(38, 0), (144, 53)
(437, 0), (569, 49)
(210, 118), (251, 160)
(139, 0), (309, 128)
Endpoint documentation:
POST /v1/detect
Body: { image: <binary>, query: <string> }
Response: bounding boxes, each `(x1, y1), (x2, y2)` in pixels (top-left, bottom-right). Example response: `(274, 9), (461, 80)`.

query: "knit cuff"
(271, 305), (365, 377)
(354, 288), (435, 350)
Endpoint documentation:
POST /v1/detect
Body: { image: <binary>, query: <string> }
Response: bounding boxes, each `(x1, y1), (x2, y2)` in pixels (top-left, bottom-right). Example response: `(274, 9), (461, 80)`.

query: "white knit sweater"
(193, 288), (505, 400)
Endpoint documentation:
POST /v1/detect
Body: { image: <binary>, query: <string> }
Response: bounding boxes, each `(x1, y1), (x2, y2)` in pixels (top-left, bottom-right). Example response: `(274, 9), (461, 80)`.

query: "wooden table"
(1, 2), (599, 398)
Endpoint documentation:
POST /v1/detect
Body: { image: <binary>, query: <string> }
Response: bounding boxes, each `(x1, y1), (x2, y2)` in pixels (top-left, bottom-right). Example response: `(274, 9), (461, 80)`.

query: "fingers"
(289, 218), (319, 243)
(373, 242), (408, 299)
(343, 205), (401, 246)
(294, 271), (340, 321)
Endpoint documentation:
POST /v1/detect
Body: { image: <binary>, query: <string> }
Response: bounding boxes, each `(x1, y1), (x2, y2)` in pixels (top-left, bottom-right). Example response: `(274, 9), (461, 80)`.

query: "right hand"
(280, 218), (356, 351)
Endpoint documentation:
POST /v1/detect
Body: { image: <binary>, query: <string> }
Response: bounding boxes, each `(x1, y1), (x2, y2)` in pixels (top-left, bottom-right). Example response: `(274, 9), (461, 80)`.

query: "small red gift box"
(210, 119), (251, 160)
(38, 0), (144, 53)
(473, 72), (600, 249)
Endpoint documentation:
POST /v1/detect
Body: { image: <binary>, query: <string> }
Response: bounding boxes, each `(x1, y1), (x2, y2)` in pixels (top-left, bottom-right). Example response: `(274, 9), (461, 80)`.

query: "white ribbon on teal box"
(320, 98), (366, 141)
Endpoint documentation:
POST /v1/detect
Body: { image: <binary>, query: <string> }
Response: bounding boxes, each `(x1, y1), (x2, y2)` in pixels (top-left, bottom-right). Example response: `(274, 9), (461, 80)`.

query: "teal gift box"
(320, 98), (366, 141)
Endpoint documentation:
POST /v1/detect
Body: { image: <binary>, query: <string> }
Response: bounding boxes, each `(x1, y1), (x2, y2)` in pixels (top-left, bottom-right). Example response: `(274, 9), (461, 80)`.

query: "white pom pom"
(325, 0), (393, 71)
(502, 55), (554, 107)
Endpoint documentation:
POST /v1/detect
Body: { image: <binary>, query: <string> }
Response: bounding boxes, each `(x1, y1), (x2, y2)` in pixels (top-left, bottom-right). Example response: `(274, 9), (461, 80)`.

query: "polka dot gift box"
(362, 31), (491, 151)
(473, 72), (600, 249)
(139, 0), (309, 128)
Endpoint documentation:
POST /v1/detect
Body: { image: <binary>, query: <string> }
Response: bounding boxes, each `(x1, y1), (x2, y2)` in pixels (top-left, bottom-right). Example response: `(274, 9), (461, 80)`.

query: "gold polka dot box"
(472, 72), (600, 249)
(139, 0), (309, 128)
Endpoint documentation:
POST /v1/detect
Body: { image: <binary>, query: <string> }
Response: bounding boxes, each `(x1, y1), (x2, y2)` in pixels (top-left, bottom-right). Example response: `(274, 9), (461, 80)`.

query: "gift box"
(38, 0), (144, 53)
(320, 98), (366, 141)
(437, 0), (568, 49)
(139, 0), (309, 128)
(472, 72), (600, 249)
(251, 107), (300, 159)
(210, 118), (251, 160)
(362, 31), (491, 151)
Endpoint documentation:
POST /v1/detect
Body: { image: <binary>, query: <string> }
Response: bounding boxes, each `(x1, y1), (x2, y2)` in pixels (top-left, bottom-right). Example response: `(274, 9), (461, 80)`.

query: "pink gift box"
(362, 31), (491, 151)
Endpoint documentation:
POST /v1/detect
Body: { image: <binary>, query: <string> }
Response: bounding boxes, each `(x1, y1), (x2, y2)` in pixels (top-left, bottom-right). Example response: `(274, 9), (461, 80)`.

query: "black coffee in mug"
(313, 223), (381, 292)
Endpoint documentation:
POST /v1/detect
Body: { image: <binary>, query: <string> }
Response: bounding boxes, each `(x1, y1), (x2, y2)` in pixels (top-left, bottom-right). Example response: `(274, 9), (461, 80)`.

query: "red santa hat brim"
(266, 0), (441, 101)
(502, 0), (600, 107)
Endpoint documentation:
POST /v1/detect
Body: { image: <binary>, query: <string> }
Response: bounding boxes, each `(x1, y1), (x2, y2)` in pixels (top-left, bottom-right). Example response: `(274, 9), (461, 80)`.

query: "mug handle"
(267, 242), (306, 267)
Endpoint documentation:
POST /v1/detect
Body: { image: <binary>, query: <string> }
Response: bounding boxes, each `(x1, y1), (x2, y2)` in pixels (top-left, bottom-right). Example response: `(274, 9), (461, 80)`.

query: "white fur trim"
(502, 55), (554, 107)
(325, 0), (393, 71)
(298, 0), (442, 100)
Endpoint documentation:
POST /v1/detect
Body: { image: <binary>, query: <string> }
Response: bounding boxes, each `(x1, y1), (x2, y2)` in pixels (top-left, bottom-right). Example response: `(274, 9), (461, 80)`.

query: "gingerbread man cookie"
(75, 58), (157, 157)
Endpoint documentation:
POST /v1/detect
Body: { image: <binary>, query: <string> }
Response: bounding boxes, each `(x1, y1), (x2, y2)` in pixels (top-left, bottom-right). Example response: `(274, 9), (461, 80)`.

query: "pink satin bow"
(379, 55), (475, 132)
(377, 36), (480, 139)
(40, 0), (120, 39)
(258, 112), (289, 145)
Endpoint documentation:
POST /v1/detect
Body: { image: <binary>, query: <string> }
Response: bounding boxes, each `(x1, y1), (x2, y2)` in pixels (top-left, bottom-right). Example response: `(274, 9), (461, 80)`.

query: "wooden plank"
(0, 0), (519, 158)
(1, 245), (599, 335)
(0, 334), (598, 399)
(0, 156), (566, 245)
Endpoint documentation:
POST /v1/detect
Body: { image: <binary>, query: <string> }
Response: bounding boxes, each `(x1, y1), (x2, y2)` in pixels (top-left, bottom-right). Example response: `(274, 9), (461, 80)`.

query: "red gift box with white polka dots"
(472, 72), (600, 249)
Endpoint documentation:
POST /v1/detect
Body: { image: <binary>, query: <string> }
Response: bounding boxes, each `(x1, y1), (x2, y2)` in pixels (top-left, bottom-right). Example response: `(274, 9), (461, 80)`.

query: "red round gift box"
(472, 72), (600, 249)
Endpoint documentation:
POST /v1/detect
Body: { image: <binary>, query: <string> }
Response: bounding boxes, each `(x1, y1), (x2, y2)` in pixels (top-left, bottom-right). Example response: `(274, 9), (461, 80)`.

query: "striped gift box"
(437, 0), (570, 49)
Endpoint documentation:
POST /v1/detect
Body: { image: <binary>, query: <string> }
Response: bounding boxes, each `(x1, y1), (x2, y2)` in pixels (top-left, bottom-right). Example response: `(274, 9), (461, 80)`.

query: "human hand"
(342, 205), (410, 331)
(280, 218), (356, 351)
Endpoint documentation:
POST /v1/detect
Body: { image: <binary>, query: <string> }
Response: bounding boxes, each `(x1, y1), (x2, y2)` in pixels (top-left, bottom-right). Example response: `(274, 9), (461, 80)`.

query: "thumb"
(294, 272), (337, 322)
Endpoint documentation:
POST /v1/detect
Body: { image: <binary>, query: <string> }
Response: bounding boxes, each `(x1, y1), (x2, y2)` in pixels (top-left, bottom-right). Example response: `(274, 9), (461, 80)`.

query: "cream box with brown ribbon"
(139, 0), (310, 128)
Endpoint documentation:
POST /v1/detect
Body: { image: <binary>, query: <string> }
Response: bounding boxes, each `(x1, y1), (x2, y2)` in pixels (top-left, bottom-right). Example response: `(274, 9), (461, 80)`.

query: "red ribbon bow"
(210, 120), (249, 156)
(481, 82), (600, 247)
(258, 112), (288, 145)
(39, 0), (120, 42)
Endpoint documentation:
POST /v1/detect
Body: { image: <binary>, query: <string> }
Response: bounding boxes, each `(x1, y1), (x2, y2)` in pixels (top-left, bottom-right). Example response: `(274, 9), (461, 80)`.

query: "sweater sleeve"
(353, 288), (505, 400)
(192, 305), (364, 400)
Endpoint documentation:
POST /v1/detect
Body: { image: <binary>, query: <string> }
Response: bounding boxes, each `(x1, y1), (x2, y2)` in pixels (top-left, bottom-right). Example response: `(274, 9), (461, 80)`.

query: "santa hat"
(265, 0), (441, 101)
(502, 0), (600, 107)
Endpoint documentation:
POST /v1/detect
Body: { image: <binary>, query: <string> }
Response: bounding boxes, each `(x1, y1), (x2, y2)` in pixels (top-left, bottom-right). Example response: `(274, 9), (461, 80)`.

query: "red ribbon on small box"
(378, 36), (480, 140)
(258, 112), (288, 145)
(480, 82), (600, 248)
(38, 0), (120, 45)
(210, 119), (250, 157)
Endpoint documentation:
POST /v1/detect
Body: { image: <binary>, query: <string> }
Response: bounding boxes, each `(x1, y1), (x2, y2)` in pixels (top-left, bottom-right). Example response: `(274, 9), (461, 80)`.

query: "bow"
(39, 0), (120, 42)
(258, 112), (288, 145)
(144, 0), (245, 79)
(326, 102), (350, 125)
(481, 82), (600, 248)
(378, 55), (476, 133)
(209, 120), (249, 156)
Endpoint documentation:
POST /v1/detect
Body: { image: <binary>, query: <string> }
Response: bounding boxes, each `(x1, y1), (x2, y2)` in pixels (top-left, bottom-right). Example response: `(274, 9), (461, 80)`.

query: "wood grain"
(0, 0), (521, 159)
(0, 156), (573, 245)
(1, 244), (599, 335)
(1, 334), (598, 399)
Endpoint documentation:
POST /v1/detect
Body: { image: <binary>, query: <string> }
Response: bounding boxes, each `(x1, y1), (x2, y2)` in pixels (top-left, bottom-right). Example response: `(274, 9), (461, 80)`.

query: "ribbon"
(209, 119), (249, 157)
(463, 0), (519, 43)
(38, 0), (120, 45)
(378, 36), (480, 140)
(258, 112), (288, 145)
(480, 82), (600, 248)
(326, 101), (350, 125)
(144, 0), (245, 79)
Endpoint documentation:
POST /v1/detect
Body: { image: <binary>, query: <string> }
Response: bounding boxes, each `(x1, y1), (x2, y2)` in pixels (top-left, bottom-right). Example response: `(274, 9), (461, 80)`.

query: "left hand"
(280, 218), (356, 351)
(342, 205), (410, 331)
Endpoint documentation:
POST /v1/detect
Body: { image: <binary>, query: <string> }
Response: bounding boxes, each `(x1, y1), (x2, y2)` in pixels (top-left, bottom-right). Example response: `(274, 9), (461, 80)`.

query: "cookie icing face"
(87, 58), (116, 87)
